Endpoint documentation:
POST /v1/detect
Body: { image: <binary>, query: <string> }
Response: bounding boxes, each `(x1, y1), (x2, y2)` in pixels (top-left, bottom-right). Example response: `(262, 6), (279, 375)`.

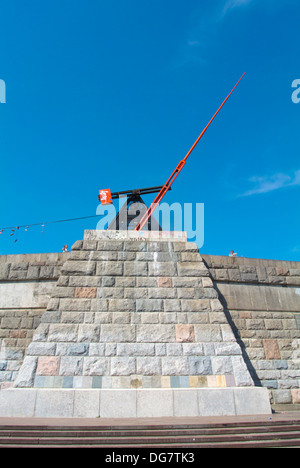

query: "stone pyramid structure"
(15, 230), (254, 389)
(5, 230), (270, 418)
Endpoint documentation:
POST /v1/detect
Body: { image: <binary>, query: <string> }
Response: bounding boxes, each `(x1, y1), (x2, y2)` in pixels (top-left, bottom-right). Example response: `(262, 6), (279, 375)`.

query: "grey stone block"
(26, 342), (56, 356)
(94, 312), (112, 323)
(71, 240), (83, 250)
(90, 251), (118, 261)
(118, 251), (136, 261)
(40, 311), (61, 324)
(46, 298), (60, 311)
(48, 324), (78, 343)
(136, 299), (163, 312)
(13, 356), (38, 388)
(194, 324), (222, 342)
(123, 241), (147, 252)
(198, 388), (236, 416)
(112, 312), (131, 323)
(182, 343), (204, 355)
(39, 266), (55, 279)
(100, 389), (137, 417)
(70, 250), (91, 260)
(67, 343), (89, 356)
(108, 299), (135, 312)
(99, 287), (124, 298)
(177, 288), (196, 299)
(10, 262), (29, 270)
(124, 287), (147, 298)
(136, 357), (161, 375)
(82, 240), (98, 250)
(105, 343), (117, 356)
(231, 356), (254, 386)
(78, 325), (100, 342)
(159, 312), (177, 324)
(124, 261), (148, 276)
(155, 343), (166, 356)
(90, 299), (109, 312)
(100, 324), (136, 342)
(59, 298), (92, 311)
(294, 314), (300, 330)
(117, 343), (155, 356)
(162, 356), (189, 375)
(178, 262), (209, 277)
(147, 241), (170, 252)
(97, 240), (124, 251)
(273, 389), (292, 404)
(0, 263), (10, 280)
(181, 299), (211, 312)
(188, 356), (212, 375)
(164, 299), (181, 312)
(62, 261), (96, 276)
(89, 343), (105, 356)
(96, 261), (123, 276)
(61, 312), (84, 324)
(148, 288), (177, 299)
(27, 265), (41, 279)
(166, 343), (183, 356)
(69, 276), (100, 287)
(136, 325), (175, 343)
(215, 342), (241, 355)
(137, 389), (173, 417)
(148, 262), (177, 277)
(115, 277), (135, 287)
(83, 357), (109, 375)
(181, 252), (202, 262)
(174, 389), (198, 416)
(0, 389), (37, 417)
(173, 242), (198, 252)
(35, 389), (75, 417)
(53, 286), (75, 298)
(211, 356), (233, 374)
(73, 389), (100, 417)
(234, 387), (271, 414)
(173, 277), (202, 287)
(111, 357), (136, 375)
(59, 356), (83, 376)
(1, 317), (21, 329)
(9, 269), (27, 279)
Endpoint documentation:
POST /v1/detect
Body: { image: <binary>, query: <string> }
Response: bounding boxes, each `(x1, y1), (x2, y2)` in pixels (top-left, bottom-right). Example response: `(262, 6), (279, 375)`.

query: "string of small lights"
(0, 214), (100, 242)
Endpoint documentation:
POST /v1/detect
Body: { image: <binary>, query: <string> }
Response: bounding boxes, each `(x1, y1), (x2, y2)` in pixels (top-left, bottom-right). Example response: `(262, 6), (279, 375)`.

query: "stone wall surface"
(0, 235), (299, 411)
(13, 232), (253, 391)
(202, 254), (300, 408)
(0, 253), (67, 387)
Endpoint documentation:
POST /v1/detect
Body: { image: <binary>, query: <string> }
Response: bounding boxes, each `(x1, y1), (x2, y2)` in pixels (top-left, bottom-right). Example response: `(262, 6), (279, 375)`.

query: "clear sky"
(0, 0), (299, 261)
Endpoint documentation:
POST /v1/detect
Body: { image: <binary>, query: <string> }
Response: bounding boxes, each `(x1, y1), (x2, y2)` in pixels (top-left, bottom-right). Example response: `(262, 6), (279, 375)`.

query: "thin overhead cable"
(0, 214), (100, 232)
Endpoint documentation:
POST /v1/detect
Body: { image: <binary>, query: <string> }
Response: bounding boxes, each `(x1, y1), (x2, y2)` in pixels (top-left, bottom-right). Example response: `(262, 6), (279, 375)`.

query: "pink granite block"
(36, 356), (60, 376)
(175, 324), (195, 343)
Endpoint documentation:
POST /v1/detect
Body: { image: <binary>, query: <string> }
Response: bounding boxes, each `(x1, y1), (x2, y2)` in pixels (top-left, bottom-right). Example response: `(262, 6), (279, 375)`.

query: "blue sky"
(0, 0), (299, 261)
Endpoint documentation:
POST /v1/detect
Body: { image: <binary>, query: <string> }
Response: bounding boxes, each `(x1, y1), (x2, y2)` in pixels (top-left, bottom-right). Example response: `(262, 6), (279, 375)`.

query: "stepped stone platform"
(0, 231), (271, 418)
(1, 413), (300, 447)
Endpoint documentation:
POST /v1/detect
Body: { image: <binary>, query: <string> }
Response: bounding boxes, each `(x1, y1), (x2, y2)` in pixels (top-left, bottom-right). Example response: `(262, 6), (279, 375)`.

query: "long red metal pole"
(135, 73), (246, 231)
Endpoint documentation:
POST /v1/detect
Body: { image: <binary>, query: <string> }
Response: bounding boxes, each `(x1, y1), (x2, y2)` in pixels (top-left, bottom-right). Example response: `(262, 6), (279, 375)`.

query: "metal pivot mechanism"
(98, 186), (171, 231)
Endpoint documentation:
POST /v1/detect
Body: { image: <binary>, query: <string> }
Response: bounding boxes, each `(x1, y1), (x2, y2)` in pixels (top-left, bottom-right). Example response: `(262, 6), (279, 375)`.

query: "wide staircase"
(0, 417), (300, 448)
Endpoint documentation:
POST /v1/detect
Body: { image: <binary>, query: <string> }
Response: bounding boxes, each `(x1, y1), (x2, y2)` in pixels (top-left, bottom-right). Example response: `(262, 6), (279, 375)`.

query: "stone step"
(1, 423), (300, 438)
(0, 420), (300, 448)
